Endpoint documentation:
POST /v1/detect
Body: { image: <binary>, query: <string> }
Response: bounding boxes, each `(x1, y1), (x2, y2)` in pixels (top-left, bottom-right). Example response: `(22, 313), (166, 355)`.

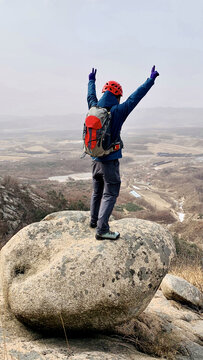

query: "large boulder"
(0, 276), (159, 360)
(0, 211), (175, 331)
(161, 274), (203, 309)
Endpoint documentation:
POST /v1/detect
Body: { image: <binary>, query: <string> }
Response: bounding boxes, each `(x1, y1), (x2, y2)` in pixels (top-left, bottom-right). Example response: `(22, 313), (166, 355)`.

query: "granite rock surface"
(0, 210), (175, 331)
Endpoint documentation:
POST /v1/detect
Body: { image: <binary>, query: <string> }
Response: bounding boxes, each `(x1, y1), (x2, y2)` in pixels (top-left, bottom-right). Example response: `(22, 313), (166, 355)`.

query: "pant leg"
(90, 161), (104, 224)
(97, 159), (121, 234)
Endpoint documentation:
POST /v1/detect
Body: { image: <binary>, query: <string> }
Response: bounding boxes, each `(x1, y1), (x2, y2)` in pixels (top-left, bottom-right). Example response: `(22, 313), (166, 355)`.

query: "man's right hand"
(89, 68), (97, 81)
(150, 65), (159, 80)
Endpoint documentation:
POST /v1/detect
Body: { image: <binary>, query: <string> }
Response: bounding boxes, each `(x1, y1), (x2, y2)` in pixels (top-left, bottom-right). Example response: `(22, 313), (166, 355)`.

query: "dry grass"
(59, 313), (72, 356)
(170, 236), (203, 292)
(170, 262), (203, 292)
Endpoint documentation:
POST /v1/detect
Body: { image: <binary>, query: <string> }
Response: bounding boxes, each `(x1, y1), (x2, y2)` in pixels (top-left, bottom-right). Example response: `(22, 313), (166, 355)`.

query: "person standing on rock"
(87, 66), (159, 240)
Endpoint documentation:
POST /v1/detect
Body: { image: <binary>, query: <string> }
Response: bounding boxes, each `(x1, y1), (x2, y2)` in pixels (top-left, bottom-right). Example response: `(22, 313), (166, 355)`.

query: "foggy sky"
(0, 0), (202, 116)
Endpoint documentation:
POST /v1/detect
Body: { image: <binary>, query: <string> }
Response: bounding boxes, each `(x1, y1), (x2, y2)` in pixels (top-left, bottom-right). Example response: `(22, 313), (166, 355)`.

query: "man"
(87, 66), (159, 240)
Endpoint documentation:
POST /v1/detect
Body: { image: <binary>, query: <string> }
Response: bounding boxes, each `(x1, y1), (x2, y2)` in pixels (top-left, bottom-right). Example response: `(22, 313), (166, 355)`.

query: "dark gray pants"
(90, 159), (121, 234)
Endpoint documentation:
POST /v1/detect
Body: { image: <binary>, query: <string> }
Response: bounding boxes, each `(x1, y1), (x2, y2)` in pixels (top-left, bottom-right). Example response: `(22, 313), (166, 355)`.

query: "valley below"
(0, 124), (202, 249)
(0, 120), (202, 360)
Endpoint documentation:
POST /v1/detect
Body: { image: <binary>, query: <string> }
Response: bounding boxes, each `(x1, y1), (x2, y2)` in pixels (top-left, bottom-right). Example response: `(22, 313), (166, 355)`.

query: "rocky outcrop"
(1, 211), (202, 359)
(0, 210), (175, 332)
(161, 274), (203, 309)
(116, 289), (203, 360)
(0, 180), (53, 247)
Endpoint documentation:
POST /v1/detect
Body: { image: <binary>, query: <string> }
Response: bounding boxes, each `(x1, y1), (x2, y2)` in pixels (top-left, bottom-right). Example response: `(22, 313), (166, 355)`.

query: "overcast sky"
(0, 0), (202, 116)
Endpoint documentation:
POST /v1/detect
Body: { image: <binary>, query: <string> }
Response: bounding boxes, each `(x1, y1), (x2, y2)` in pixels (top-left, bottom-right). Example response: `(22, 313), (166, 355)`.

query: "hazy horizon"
(0, 108), (203, 136)
(0, 106), (203, 119)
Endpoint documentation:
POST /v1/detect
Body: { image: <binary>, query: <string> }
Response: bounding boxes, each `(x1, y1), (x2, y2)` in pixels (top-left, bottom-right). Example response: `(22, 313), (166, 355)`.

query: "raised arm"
(117, 66), (159, 121)
(87, 68), (98, 109)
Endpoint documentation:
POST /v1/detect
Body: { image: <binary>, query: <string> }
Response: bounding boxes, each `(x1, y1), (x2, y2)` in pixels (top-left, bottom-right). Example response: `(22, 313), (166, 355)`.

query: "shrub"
(173, 236), (202, 261)
(115, 202), (143, 212)
(115, 205), (124, 212)
(125, 202), (143, 212)
(47, 190), (68, 211)
(68, 199), (89, 211)
(30, 208), (51, 222)
(1, 175), (20, 191)
(0, 220), (9, 235)
(145, 210), (176, 224)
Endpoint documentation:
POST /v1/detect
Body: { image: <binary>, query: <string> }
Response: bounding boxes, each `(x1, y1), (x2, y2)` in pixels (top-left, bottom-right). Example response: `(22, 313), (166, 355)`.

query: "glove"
(89, 68), (97, 81)
(150, 65), (159, 80)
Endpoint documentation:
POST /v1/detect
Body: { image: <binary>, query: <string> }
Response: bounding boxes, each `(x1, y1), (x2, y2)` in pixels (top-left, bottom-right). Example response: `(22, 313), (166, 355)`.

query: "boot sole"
(95, 233), (120, 241)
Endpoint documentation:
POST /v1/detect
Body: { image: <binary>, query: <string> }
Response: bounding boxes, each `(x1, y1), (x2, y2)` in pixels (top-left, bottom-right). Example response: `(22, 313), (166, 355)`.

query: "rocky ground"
(0, 280), (202, 359)
(0, 211), (202, 360)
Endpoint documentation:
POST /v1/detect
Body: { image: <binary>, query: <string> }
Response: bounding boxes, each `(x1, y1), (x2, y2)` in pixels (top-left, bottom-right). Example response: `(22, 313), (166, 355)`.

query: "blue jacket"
(87, 78), (154, 161)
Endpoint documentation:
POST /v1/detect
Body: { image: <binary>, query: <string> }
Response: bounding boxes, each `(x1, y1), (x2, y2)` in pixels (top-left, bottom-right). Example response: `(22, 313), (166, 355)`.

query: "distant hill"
(0, 108), (202, 135)
(126, 107), (203, 129)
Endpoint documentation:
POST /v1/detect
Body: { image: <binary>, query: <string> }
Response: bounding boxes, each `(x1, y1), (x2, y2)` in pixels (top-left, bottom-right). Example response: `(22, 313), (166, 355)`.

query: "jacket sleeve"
(117, 78), (154, 123)
(87, 80), (98, 109)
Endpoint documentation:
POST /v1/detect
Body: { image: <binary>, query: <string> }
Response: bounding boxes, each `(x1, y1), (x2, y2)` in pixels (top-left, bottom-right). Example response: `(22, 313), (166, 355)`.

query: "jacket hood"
(97, 90), (119, 109)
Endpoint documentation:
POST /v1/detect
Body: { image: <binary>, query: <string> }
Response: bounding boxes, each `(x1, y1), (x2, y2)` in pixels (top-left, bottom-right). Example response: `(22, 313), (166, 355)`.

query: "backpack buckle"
(114, 144), (120, 151)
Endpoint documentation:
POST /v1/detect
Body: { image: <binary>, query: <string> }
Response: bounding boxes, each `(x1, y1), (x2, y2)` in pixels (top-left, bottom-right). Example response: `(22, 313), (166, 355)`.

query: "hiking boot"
(90, 221), (97, 228)
(95, 231), (120, 241)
